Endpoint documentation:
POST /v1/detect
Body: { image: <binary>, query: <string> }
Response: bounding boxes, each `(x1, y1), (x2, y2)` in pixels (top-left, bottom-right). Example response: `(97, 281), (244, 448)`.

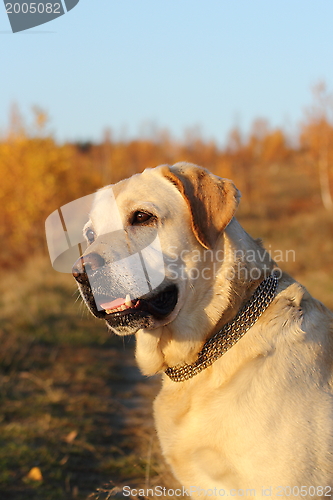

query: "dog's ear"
(161, 162), (241, 249)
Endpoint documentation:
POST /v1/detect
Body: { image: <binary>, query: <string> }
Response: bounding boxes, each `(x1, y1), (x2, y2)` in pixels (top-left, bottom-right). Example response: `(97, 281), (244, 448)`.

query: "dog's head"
(71, 163), (240, 336)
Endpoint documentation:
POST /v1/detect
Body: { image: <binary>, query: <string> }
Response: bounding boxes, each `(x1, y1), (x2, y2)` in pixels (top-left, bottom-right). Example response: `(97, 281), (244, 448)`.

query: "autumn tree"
(300, 82), (333, 211)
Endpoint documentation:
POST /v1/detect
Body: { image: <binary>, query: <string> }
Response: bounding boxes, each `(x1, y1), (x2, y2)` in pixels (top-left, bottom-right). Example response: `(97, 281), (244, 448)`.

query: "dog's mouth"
(88, 284), (178, 334)
(100, 284), (178, 318)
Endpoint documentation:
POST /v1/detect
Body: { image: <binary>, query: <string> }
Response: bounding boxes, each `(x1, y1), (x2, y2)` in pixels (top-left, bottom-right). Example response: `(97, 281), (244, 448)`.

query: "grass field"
(0, 208), (332, 499)
(0, 256), (182, 499)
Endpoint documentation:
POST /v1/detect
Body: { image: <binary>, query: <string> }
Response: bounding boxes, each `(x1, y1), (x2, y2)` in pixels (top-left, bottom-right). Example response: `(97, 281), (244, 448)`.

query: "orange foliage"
(0, 97), (332, 269)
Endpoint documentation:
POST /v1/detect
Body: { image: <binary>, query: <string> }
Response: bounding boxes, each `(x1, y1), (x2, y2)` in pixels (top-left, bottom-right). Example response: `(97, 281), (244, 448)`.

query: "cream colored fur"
(89, 163), (333, 499)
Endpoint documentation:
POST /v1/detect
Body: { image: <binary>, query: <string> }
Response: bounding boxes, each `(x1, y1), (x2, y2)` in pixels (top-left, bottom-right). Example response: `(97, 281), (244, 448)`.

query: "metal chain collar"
(165, 271), (279, 382)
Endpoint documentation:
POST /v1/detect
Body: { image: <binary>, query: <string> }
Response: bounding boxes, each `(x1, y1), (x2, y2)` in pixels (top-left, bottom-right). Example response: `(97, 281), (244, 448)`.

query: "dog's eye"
(131, 211), (154, 225)
(85, 229), (96, 243)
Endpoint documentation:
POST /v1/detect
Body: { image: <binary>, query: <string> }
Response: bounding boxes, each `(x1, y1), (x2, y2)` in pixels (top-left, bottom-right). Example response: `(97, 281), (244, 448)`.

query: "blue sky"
(1, 1), (333, 144)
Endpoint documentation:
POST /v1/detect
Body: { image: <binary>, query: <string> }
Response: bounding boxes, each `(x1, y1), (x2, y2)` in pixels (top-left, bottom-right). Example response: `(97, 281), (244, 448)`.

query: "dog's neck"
(135, 218), (277, 377)
(164, 271), (279, 382)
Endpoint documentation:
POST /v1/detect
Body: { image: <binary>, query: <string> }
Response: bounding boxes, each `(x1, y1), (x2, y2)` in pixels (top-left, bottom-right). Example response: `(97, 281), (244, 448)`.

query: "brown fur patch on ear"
(161, 162), (241, 249)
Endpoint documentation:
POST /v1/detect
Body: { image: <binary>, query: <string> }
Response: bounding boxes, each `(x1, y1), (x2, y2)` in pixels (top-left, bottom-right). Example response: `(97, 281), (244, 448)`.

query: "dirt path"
(0, 333), (180, 500)
(92, 338), (180, 499)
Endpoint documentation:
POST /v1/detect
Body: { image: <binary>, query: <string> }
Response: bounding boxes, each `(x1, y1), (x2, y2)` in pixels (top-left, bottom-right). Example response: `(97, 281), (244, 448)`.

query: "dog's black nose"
(72, 253), (105, 284)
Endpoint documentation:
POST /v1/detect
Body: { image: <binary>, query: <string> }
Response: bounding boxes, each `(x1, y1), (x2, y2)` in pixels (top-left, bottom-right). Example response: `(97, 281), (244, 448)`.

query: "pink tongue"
(100, 298), (126, 310)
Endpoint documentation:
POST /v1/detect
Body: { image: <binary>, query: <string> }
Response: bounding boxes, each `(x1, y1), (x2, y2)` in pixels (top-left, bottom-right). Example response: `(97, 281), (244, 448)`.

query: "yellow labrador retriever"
(72, 163), (333, 498)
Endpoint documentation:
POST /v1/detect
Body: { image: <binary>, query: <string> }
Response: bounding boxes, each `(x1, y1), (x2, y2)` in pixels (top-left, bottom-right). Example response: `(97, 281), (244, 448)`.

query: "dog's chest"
(153, 373), (269, 489)
(153, 355), (333, 493)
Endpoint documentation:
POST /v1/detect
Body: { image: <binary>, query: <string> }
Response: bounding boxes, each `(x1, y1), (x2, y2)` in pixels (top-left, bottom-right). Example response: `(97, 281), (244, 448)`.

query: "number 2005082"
(275, 486), (331, 497)
(6, 3), (61, 14)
